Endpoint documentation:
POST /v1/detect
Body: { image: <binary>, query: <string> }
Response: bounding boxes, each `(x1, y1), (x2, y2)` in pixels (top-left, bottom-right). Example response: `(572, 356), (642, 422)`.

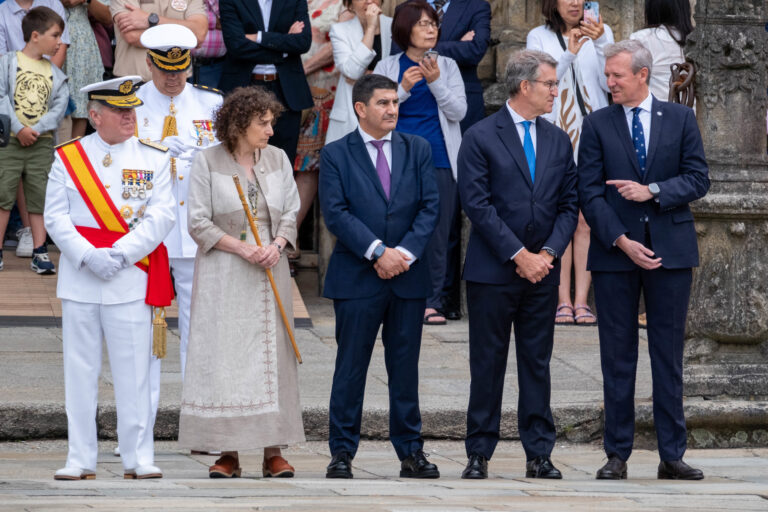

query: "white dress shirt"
(358, 127), (416, 264)
(622, 93), (653, 157)
(506, 100), (537, 154)
(252, 0), (277, 75)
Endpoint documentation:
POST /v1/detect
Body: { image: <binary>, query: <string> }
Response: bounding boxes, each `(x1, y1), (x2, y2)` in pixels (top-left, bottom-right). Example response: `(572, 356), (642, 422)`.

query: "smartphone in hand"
(583, 1), (599, 24)
(424, 49), (439, 62)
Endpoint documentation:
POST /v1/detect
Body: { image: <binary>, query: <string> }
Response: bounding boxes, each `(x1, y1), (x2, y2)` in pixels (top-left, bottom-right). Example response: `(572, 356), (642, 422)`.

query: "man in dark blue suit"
(458, 50), (578, 479)
(218, 0), (311, 162)
(578, 40), (709, 481)
(319, 74), (440, 479)
(394, 0), (491, 320)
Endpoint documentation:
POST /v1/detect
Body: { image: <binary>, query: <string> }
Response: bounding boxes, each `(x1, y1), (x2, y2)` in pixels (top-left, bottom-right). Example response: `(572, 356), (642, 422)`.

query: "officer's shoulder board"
(192, 83), (224, 96)
(54, 136), (82, 149)
(138, 138), (169, 152)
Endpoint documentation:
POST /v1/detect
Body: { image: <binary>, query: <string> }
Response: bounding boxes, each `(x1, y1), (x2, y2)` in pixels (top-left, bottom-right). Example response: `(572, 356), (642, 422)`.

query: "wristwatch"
(648, 182), (660, 198)
(544, 247), (558, 261)
(372, 243), (386, 262)
(148, 12), (159, 27)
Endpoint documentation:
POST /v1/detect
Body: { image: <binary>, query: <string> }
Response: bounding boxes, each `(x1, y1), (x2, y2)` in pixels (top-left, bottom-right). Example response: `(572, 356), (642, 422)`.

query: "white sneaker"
(113, 446), (120, 457)
(54, 467), (96, 480)
(15, 227), (33, 257)
(124, 464), (163, 479)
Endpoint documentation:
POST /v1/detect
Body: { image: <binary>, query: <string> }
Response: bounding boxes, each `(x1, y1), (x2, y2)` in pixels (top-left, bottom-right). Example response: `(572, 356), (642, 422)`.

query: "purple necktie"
(369, 140), (391, 199)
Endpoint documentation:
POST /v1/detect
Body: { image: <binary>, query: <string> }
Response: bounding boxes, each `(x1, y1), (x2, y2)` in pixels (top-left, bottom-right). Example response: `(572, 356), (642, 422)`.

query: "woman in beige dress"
(179, 87), (305, 478)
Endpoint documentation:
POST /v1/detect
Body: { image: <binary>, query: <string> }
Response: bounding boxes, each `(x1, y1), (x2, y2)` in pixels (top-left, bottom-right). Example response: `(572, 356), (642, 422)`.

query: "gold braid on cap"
(148, 47), (191, 71)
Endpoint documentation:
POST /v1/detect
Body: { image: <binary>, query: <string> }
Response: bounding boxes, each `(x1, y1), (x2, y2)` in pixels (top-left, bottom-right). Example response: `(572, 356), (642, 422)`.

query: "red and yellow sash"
(57, 140), (174, 307)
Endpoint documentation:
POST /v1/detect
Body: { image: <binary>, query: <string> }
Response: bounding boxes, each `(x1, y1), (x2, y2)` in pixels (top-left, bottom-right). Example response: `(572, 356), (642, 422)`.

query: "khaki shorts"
(0, 135), (54, 213)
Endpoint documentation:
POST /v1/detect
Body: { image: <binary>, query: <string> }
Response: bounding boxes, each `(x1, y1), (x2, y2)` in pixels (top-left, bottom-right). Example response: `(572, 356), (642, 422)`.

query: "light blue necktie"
(632, 107), (647, 175)
(522, 120), (536, 183)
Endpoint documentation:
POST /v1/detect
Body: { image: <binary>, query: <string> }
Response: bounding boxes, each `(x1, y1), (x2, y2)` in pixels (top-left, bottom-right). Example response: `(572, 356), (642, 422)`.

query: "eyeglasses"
(415, 20), (438, 28)
(531, 80), (560, 91)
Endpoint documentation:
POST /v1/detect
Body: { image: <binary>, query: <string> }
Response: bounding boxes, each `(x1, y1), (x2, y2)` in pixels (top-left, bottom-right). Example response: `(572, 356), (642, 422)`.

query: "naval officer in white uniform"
(45, 77), (175, 480)
(135, 25), (223, 400)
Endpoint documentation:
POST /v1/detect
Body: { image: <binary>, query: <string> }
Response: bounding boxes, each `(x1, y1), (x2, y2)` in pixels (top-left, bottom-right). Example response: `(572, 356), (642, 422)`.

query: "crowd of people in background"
(0, 0), (697, 328)
(0, 0), (713, 484)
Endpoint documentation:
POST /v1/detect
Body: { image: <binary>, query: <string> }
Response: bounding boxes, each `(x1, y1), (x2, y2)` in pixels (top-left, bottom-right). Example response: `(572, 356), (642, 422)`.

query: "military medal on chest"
(193, 120), (215, 146)
(122, 170), (132, 199)
(138, 171), (147, 199)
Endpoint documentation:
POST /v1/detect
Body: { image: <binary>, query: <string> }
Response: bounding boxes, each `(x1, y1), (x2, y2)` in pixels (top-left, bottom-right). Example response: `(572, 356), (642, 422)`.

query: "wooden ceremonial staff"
(232, 174), (303, 364)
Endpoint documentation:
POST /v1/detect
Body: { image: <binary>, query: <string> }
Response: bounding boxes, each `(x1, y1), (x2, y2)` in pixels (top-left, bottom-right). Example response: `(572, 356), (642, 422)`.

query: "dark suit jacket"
(319, 130), (440, 300)
(393, 0), (491, 130)
(578, 98), (710, 271)
(218, 0), (312, 111)
(458, 107), (579, 285)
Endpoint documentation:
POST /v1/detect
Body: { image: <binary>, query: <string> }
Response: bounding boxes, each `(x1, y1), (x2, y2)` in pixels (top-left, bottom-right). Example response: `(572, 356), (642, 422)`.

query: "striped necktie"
(433, 0), (447, 25)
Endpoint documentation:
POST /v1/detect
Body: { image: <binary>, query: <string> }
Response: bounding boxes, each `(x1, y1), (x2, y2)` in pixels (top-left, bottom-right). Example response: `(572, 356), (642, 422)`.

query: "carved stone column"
(683, 0), (768, 397)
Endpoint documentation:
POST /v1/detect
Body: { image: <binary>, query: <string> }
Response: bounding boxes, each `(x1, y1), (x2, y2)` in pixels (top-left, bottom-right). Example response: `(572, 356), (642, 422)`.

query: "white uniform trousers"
(61, 299), (155, 472)
(149, 257), (194, 423)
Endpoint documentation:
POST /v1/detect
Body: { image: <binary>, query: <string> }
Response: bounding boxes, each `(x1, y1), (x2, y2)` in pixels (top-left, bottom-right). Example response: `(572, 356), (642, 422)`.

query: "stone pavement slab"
(0, 441), (766, 511)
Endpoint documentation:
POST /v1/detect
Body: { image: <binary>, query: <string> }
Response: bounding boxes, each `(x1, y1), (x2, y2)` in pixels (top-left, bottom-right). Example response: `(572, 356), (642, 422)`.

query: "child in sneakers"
(0, 7), (69, 274)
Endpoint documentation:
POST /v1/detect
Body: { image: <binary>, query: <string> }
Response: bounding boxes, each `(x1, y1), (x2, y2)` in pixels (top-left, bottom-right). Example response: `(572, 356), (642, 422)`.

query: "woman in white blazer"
(374, 1), (467, 326)
(325, 0), (392, 144)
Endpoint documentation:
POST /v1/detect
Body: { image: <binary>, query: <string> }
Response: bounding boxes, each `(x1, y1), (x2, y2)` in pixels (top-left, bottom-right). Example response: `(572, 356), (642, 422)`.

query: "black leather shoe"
(400, 449), (440, 478)
(525, 455), (562, 479)
(658, 460), (704, 480)
(596, 455), (627, 480)
(326, 452), (353, 479)
(461, 454), (488, 479)
(444, 308), (462, 320)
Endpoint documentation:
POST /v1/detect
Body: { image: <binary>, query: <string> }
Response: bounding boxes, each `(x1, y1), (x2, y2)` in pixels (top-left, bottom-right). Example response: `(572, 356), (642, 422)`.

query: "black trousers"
(465, 279), (558, 460)
(328, 290), (426, 460)
(252, 78), (302, 164)
(592, 267), (691, 462)
(426, 167), (456, 309)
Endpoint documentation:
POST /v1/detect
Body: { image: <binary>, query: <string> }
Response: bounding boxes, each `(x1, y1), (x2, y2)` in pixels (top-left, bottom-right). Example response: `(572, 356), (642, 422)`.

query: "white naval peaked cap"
(141, 25), (196, 72)
(80, 75), (144, 108)
(140, 24), (197, 51)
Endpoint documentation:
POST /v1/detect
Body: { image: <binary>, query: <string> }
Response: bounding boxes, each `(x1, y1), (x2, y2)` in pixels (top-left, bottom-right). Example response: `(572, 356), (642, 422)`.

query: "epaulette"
(54, 136), (82, 149)
(138, 138), (169, 152)
(192, 83), (224, 95)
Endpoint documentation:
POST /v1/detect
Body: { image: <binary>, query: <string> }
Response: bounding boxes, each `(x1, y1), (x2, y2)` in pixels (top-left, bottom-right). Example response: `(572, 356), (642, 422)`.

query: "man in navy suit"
(578, 40), (709, 481)
(319, 74), (440, 479)
(394, 0), (491, 320)
(218, 0), (311, 162)
(458, 50), (578, 479)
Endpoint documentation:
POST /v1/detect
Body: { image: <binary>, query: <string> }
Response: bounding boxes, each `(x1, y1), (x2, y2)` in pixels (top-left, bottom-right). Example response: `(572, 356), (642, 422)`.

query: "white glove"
(83, 247), (123, 280)
(162, 136), (195, 159)
(108, 247), (129, 269)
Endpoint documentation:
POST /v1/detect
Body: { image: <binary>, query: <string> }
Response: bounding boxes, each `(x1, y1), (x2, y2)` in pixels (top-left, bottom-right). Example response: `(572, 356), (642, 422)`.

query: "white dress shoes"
(124, 465), (163, 479)
(54, 467), (96, 480)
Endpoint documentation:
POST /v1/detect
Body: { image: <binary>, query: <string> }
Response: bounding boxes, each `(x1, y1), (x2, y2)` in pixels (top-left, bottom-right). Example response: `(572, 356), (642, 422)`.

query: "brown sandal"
(209, 455), (241, 478)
